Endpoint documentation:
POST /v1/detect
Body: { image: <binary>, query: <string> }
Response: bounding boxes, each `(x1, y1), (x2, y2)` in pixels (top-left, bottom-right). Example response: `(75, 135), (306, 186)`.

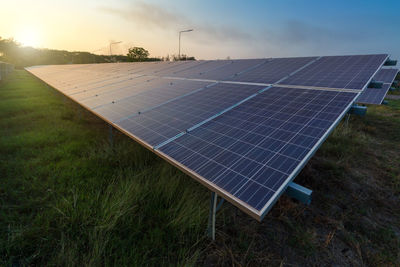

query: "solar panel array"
(357, 68), (398, 104)
(26, 54), (389, 220)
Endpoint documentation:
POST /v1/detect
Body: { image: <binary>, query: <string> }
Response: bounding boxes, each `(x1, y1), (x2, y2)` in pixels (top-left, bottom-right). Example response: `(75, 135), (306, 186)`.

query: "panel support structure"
(384, 59), (397, 66)
(349, 104), (367, 116)
(207, 192), (218, 240)
(285, 182), (312, 205)
(108, 125), (114, 147)
(369, 80), (383, 88)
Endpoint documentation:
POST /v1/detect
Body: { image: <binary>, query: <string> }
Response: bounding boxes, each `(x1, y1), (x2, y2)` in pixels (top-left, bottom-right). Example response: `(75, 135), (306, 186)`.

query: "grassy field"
(1, 70), (399, 266)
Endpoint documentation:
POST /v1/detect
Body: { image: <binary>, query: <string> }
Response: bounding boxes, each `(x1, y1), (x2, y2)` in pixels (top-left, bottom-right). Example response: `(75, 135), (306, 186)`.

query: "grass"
(1, 70), (399, 266)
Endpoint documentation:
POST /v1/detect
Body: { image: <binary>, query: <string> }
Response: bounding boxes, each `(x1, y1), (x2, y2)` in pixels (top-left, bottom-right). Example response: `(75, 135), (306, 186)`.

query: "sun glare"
(15, 27), (41, 47)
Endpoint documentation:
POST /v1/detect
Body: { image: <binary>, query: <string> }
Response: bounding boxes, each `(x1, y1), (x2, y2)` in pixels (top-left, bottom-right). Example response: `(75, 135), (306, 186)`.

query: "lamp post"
(178, 29), (193, 60)
(109, 41), (122, 62)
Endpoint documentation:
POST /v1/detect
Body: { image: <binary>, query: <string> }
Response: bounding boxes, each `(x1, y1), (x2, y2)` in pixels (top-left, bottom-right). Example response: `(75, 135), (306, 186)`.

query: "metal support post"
(207, 192), (218, 240)
(345, 113), (351, 128)
(109, 125), (114, 147)
(285, 182), (312, 205)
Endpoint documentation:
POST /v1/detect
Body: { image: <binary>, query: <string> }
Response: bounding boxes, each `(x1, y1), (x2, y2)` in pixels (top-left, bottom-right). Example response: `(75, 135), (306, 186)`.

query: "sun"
(15, 27), (42, 47)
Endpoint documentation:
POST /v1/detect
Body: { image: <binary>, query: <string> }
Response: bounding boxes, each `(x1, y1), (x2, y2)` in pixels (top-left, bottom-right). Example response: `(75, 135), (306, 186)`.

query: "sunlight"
(15, 27), (41, 47)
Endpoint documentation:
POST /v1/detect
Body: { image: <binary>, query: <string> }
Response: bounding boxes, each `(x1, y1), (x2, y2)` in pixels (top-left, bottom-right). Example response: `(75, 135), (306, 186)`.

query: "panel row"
(28, 54), (388, 93)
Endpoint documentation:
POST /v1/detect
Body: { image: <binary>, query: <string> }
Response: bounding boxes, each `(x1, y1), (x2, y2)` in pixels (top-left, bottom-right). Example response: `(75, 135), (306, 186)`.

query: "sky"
(1, 0), (399, 60)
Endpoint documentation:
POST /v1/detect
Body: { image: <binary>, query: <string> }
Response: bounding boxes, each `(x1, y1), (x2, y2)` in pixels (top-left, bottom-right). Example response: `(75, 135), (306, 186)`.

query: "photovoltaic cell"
(356, 83), (391, 105)
(280, 54), (388, 90)
(116, 83), (265, 147)
(159, 87), (357, 218)
(230, 57), (316, 84)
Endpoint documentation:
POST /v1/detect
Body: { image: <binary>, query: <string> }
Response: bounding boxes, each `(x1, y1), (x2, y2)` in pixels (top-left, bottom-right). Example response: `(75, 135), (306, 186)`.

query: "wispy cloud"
(98, 2), (371, 58)
(98, 2), (253, 44)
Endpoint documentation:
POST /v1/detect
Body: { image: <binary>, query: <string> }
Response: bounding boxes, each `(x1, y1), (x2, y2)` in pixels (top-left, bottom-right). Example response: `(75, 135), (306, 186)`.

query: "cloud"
(98, 2), (253, 44)
(98, 3), (372, 58)
(99, 3), (184, 29)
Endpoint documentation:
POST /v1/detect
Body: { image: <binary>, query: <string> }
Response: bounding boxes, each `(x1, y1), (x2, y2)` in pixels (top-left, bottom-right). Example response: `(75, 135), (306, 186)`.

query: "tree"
(127, 47), (149, 62)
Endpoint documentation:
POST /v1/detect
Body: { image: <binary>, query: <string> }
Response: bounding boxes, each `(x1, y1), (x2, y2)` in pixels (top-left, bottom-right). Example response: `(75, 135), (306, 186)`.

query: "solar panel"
(280, 54), (388, 90)
(356, 83), (391, 104)
(230, 57), (316, 84)
(25, 54), (386, 221)
(158, 87), (357, 219)
(372, 68), (398, 84)
(116, 83), (265, 147)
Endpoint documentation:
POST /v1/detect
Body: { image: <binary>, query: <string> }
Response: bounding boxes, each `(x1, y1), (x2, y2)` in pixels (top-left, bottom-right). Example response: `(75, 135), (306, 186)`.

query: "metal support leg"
(207, 192), (218, 240)
(345, 113), (351, 128)
(108, 125), (113, 147)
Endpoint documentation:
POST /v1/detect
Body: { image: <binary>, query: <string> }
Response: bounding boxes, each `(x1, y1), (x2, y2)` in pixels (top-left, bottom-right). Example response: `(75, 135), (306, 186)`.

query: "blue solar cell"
(372, 68), (398, 84)
(159, 87), (357, 216)
(280, 54), (388, 90)
(356, 83), (391, 104)
(116, 83), (265, 147)
(230, 57), (316, 84)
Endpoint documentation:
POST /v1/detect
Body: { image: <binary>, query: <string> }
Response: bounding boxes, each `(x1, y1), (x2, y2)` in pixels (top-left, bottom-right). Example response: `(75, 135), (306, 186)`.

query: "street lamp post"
(109, 41), (122, 62)
(178, 29), (193, 60)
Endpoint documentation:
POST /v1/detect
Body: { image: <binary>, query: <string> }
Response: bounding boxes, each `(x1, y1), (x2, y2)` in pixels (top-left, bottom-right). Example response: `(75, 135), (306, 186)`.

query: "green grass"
(1, 70), (399, 266)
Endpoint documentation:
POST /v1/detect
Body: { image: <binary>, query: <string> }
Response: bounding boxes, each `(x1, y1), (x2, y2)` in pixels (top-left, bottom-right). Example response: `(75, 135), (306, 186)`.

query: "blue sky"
(2, 0), (399, 60)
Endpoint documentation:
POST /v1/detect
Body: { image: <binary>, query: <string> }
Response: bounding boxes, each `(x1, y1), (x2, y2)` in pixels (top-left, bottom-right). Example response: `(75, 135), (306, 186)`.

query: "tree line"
(0, 37), (195, 69)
